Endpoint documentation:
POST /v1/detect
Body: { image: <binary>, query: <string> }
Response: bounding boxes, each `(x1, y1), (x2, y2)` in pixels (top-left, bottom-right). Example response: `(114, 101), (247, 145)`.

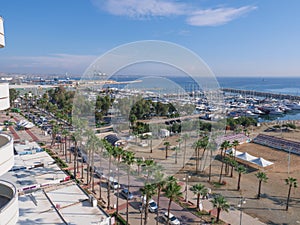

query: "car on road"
(162, 211), (180, 225)
(120, 188), (133, 200)
(108, 177), (121, 190)
(148, 199), (158, 212)
(141, 196), (158, 213)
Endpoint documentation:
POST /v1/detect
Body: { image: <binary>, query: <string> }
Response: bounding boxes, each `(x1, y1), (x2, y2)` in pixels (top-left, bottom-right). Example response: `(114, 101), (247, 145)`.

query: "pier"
(222, 88), (300, 101)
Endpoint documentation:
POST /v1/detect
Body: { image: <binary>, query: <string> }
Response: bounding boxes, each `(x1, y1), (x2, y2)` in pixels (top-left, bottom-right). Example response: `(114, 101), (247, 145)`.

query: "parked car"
(120, 188), (133, 200)
(141, 196), (158, 213)
(162, 212), (180, 225)
(148, 199), (158, 212)
(108, 177), (121, 190)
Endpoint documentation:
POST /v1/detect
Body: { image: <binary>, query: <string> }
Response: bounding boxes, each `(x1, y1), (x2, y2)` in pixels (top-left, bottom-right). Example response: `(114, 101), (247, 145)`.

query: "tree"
(140, 183), (157, 225)
(236, 164), (247, 191)
(191, 183), (206, 211)
(164, 141), (170, 159)
(182, 134), (190, 168)
(70, 131), (82, 180)
(164, 177), (182, 225)
(113, 146), (125, 215)
(102, 140), (114, 209)
(123, 151), (135, 224)
(136, 158), (144, 176)
(219, 140), (230, 184)
(231, 140), (239, 176)
(153, 171), (166, 225)
(285, 177), (297, 211)
(210, 194), (230, 223)
(255, 171), (268, 199)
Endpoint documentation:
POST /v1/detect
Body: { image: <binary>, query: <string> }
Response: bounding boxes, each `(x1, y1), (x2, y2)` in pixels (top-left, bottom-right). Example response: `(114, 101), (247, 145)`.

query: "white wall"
(0, 83), (10, 110)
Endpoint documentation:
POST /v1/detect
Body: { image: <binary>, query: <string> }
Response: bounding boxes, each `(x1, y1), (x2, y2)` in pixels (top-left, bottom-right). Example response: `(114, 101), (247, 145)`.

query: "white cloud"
(93, 0), (257, 26)
(186, 6), (257, 26)
(93, 0), (186, 18)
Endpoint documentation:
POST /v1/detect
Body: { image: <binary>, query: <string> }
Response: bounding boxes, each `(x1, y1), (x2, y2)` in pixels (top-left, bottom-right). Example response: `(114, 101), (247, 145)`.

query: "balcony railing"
(0, 180), (18, 225)
(0, 134), (14, 177)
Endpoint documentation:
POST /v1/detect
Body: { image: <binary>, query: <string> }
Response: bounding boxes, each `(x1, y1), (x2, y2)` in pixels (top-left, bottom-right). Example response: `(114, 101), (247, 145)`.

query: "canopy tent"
(251, 157), (274, 167)
(236, 152), (257, 161)
(225, 148), (243, 156)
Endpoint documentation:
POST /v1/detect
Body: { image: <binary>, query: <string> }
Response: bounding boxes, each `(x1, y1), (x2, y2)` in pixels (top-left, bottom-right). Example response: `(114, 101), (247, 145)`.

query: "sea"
(86, 75), (300, 121)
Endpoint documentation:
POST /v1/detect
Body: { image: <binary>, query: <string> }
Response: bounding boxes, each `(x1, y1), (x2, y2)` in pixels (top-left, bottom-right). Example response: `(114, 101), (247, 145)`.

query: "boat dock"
(222, 88), (300, 101)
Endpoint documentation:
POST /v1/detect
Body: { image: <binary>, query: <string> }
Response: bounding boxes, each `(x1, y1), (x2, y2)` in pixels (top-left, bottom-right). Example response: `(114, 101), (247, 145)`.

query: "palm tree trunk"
(126, 167), (130, 224)
(91, 148), (95, 192)
(286, 185), (292, 211)
(217, 208), (221, 222)
(257, 180), (262, 199)
(107, 156), (111, 209)
(116, 160), (120, 215)
(197, 194), (200, 211)
(167, 198), (172, 225)
(183, 140), (187, 169)
(144, 198), (150, 225)
(237, 173), (241, 191)
(156, 187), (161, 225)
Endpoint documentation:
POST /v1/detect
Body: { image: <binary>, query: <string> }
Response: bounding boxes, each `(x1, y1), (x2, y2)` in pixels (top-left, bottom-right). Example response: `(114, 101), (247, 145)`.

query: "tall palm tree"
(219, 140), (230, 184)
(164, 177), (182, 225)
(136, 158), (144, 176)
(140, 183), (157, 225)
(164, 141), (170, 159)
(103, 140), (114, 209)
(153, 171), (166, 225)
(192, 139), (202, 174)
(231, 140), (239, 176)
(210, 194), (230, 223)
(255, 171), (268, 199)
(62, 129), (69, 162)
(113, 146), (125, 215)
(144, 159), (155, 182)
(191, 183), (206, 211)
(236, 164), (247, 191)
(70, 131), (81, 180)
(182, 133), (190, 168)
(285, 177), (297, 211)
(124, 151), (135, 224)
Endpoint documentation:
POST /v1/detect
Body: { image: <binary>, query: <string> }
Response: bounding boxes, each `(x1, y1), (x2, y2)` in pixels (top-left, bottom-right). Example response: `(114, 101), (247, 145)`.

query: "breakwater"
(222, 88), (300, 101)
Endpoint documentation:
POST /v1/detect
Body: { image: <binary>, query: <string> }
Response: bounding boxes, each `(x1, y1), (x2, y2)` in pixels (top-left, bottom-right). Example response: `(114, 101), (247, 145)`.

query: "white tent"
(226, 148), (243, 156)
(251, 157), (273, 167)
(236, 152), (257, 161)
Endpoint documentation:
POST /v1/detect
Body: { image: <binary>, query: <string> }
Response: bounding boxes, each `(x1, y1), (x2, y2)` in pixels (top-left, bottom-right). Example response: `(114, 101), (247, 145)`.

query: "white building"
(0, 16), (19, 225)
(0, 16), (4, 48)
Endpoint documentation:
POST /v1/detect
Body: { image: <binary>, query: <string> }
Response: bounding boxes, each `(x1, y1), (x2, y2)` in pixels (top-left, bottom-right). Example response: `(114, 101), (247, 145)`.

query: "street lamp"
(183, 173), (191, 203)
(237, 197), (246, 225)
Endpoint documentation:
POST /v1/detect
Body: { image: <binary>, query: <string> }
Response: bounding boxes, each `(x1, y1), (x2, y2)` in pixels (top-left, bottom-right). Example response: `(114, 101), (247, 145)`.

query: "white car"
(108, 177), (121, 190)
(162, 211), (180, 225)
(141, 196), (158, 213)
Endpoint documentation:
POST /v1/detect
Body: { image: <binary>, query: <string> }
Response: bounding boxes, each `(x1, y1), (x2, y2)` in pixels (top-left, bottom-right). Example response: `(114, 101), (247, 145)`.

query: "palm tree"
(219, 140), (230, 184)
(210, 194), (230, 223)
(62, 129), (69, 162)
(113, 146), (125, 215)
(191, 183), (206, 211)
(136, 158), (144, 176)
(172, 146), (179, 164)
(255, 171), (268, 199)
(153, 171), (166, 225)
(192, 139), (202, 174)
(144, 159), (155, 181)
(124, 151), (135, 224)
(103, 140), (114, 209)
(285, 177), (297, 211)
(70, 131), (81, 180)
(231, 140), (239, 176)
(236, 164), (247, 191)
(182, 133), (190, 168)
(140, 183), (157, 225)
(164, 177), (182, 225)
(164, 141), (170, 159)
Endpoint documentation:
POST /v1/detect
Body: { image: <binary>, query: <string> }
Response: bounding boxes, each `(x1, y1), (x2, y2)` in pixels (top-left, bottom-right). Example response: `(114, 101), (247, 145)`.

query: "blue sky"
(0, 0), (300, 77)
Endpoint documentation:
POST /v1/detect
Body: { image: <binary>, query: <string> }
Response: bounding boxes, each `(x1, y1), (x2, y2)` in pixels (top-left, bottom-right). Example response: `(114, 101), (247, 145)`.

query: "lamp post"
(237, 196), (246, 225)
(183, 174), (191, 203)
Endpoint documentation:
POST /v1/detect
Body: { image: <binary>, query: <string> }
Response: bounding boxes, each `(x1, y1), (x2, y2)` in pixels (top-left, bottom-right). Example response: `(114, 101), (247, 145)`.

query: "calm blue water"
(103, 75), (300, 121)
